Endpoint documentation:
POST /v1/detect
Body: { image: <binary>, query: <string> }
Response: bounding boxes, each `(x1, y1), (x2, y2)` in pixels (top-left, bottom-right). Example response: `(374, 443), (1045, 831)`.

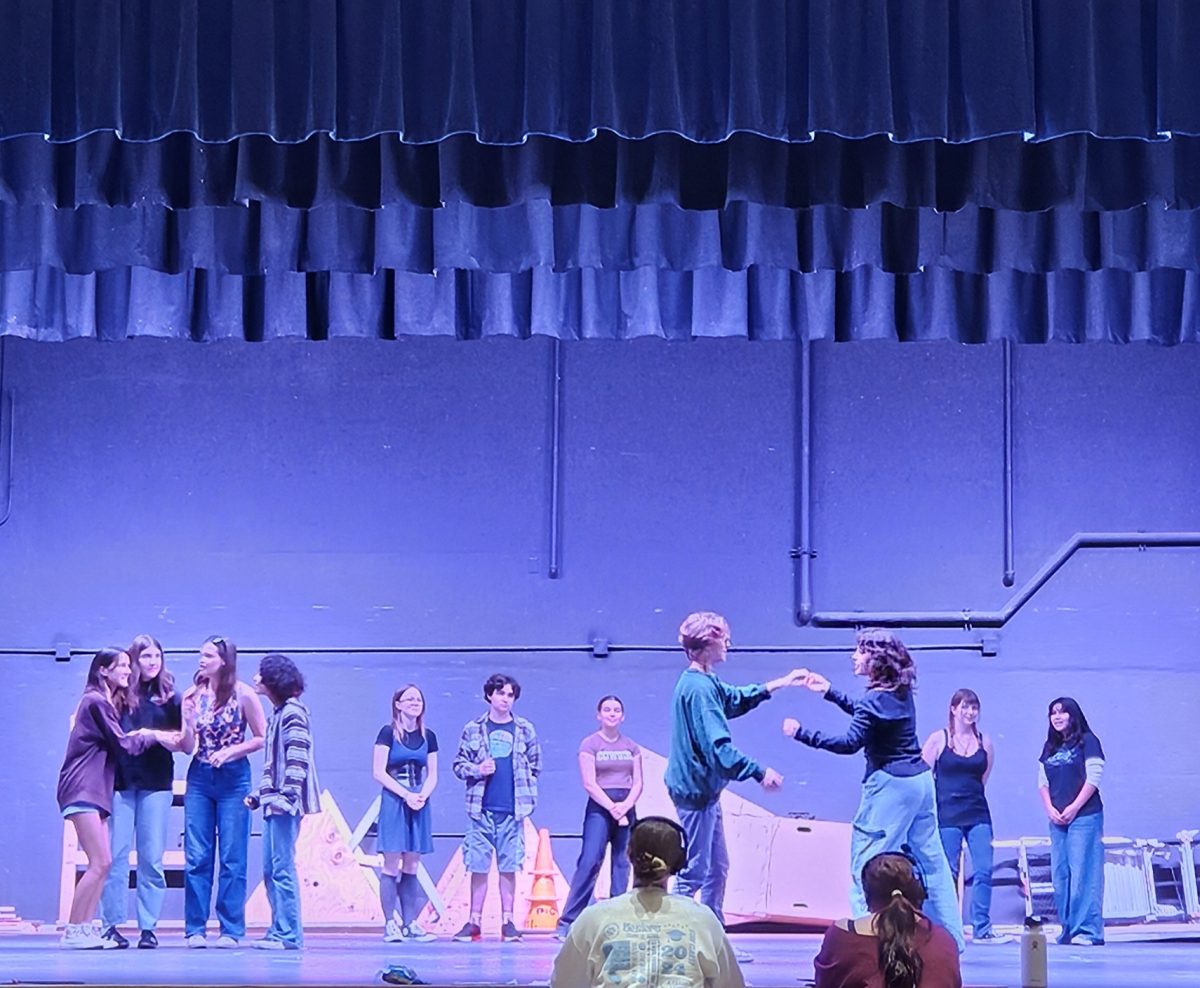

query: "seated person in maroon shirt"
(814, 852), (962, 988)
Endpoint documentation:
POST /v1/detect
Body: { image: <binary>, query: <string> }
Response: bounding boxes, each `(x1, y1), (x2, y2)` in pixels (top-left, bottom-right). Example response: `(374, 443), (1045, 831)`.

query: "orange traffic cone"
(524, 827), (560, 930)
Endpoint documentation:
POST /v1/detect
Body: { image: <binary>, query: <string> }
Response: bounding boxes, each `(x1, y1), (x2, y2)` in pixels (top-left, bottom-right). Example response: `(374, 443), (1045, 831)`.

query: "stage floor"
(2, 931), (1198, 987)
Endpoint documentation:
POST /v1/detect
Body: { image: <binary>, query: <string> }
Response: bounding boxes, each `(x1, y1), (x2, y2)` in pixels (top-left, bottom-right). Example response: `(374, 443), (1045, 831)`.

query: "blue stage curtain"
(8, 131), (1200, 213)
(7, 201), (1200, 278)
(2, 0), (1198, 145)
(2, 266), (1197, 344)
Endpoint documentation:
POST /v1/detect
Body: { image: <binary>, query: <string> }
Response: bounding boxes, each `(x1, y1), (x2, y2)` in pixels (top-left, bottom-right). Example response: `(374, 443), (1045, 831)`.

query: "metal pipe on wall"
(547, 338), (563, 579)
(1002, 338), (1015, 587)
(793, 338), (815, 624)
(0, 337), (12, 529)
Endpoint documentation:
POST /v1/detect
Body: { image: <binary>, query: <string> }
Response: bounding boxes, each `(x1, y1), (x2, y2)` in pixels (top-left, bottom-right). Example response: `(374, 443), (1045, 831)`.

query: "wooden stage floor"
(2, 929), (1198, 987)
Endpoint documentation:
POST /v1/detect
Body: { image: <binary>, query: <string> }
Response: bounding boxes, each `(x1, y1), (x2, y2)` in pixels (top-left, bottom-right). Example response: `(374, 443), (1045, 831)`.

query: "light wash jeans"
(939, 822), (996, 938)
(850, 770), (965, 952)
(184, 759), (251, 939)
(261, 811), (303, 947)
(99, 789), (173, 932)
(1049, 811), (1105, 944)
(671, 799), (730, 926)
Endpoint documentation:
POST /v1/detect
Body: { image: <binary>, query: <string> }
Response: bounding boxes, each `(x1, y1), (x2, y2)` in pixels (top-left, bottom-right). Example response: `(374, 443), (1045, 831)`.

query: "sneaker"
(732, 944), (754, 964)
(452, 921), (482, 942)
(973, 932), (1014, 944)
(100, 925), (129, 949)
(185, 934), (207, 948)
(553, 923), (570, 942)
(401, 921), (436, 943)
(251, 938), (286, 950)
(1069, 935), (1104, 947)
(384, 919), (405, 943)
(60, 923), (104, 949)
(500, 920), (523, 942)
(137, 930), (158, 949)
(215, 934), (239, 948)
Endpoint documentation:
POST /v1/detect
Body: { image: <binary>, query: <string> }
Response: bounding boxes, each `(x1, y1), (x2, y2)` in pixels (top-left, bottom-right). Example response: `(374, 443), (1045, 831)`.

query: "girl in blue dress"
(372, 684), (439, 942)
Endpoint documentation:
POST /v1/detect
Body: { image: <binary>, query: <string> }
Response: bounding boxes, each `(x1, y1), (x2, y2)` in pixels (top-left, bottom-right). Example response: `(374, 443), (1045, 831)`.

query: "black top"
(1041, 732), (1104, 817)
(934, 730), (991, 828)
(114, 692), (181, 792)
(794, 687), (928, 780)
(375, 724), (439, 791)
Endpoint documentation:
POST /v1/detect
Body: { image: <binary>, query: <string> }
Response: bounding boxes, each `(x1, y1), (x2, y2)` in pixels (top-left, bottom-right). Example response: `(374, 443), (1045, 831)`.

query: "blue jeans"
(184, 759), (251, 939)
(1049, 811), (1105, 944)
(559, 789), (634, 927)
(100, 789), (173, 932)
(850, 771), (965, 952)
(672, 799), (730, 926)
(262, 811), (303, 947)
(939, 822), (996, 938)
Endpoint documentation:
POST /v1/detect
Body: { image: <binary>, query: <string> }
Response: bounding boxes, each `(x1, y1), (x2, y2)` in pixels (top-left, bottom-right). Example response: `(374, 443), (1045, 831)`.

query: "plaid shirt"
(452, 713), (541, 820)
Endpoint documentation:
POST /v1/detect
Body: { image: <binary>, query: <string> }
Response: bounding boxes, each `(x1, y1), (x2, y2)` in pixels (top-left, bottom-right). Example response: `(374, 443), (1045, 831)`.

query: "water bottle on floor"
(1021, 915), (1048, 988)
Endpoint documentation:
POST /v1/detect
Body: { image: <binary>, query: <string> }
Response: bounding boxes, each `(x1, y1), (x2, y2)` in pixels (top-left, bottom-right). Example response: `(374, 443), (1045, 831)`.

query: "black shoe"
(500, 920), (522, 942)
(452, 922), (481, 942)
(137, 930), (158, 949)
(101, 926), (129, 949)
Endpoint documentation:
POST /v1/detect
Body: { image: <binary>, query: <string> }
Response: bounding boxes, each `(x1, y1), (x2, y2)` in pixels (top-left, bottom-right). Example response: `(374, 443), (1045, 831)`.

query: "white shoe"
(251, 938), (286, 950)
(214, 934), (239, 948)
(384, 919), (404, 943)
(732, 944), (754, 964)
(186, 934), (207, 948)
(401, 921), (436, 943)
(60, 923), (104, 949)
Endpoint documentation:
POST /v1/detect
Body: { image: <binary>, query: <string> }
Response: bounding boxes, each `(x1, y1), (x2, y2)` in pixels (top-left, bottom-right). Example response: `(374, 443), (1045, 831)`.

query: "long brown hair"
(392, 684), (426, 738)
(85, 647), (130, 717)
(857, 629), (917, 693)
(863, 853), (929, 988)
(196, 636), (238, 710)
(947, 687), (981, 753)
(125, 634), (175, 713)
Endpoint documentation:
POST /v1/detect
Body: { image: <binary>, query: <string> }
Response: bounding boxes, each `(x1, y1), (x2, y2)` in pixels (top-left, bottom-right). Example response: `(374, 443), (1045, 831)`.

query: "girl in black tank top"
(921, 688), (1010, 944)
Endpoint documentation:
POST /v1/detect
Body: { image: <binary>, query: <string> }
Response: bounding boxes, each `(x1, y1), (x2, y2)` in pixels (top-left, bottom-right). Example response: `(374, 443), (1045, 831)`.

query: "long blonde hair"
(392, 684), (426, 738)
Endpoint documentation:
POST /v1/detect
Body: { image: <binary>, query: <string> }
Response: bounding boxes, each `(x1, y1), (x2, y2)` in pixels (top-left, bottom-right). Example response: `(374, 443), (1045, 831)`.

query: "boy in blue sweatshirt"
(665, 610), (806, 953)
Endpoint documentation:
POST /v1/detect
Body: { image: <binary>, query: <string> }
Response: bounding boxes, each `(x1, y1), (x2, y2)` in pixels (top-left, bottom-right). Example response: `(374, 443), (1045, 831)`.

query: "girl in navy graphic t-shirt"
(1037, 696), (1105, 946)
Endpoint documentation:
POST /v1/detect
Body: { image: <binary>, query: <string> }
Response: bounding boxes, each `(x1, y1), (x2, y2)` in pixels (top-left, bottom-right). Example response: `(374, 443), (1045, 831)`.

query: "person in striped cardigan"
(244, 653), (321, 950)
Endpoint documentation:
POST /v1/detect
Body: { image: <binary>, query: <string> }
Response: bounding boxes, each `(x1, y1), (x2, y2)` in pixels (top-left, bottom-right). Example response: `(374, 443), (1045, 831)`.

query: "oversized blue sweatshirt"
(664, 668), (771, 809)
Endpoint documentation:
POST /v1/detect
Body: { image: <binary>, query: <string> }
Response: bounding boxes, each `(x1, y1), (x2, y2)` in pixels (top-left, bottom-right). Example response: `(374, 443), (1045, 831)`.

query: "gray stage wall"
(0, 337), (1197, 922)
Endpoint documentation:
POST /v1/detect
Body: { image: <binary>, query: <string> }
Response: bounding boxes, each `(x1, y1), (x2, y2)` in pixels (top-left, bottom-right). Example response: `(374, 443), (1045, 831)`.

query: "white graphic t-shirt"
(550, 887), (745, 988)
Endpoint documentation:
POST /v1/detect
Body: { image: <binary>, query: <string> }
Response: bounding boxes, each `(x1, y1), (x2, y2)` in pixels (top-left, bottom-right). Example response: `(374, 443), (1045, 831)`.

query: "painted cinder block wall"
(0, 337), (1196, 922)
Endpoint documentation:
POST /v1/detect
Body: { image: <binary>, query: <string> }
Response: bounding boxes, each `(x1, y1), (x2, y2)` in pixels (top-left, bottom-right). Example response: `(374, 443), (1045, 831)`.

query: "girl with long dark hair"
(920, 689), (1009, 944)
(372, 684), (439, 942)
(813, 852), (962, 988)
(555, 694), (644, 941)
(97, 635), (182, 949)
(180, 636), (266, 948)
(1038, 696), (1105, 946)
(56, 648), (176, 949)
(783, 629), (964, 952)
(551, 816), (745, 987)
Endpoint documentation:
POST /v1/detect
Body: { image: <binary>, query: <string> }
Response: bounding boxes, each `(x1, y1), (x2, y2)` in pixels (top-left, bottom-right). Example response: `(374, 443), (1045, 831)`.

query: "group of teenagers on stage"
(56, 616), (1107, 988)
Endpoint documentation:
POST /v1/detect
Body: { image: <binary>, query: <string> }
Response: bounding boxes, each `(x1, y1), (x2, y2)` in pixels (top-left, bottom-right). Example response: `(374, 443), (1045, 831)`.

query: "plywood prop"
(247, 790), (384, 926)
(418, 817), (570, 935)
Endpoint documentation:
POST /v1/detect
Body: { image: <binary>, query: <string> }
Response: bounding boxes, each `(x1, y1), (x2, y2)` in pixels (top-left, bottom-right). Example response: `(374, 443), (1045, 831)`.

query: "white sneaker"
(401, 921), (436, 943)
(732, 944), (754, 964)
(60, 923), (104, 949)
(251, 938), (286, 950)
(384, 919), (404, 943)
(186, 934), (207, 948)
(214, 934), (239, 948)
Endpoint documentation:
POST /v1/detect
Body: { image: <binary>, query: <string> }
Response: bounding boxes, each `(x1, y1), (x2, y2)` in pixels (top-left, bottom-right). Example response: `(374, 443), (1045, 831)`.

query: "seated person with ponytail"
(551, 816), (745, 988)
(814, 853), (961, 988)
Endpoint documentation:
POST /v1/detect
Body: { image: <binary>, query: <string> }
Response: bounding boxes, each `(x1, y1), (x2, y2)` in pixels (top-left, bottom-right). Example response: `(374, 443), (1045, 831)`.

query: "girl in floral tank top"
(180, 637), (265, 948)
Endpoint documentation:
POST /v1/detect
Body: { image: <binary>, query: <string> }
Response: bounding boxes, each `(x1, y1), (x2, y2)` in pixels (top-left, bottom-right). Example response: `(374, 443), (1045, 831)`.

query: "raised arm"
(88, 695), (153, 756)
(791, 703), (870, 755)
(691, 691), (765, 782)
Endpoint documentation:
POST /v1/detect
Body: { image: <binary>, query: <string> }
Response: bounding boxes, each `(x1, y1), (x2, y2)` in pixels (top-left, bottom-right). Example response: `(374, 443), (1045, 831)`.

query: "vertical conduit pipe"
(548, 339), (563, 579)
(794, 338), (814, 624)
(0, 338), (10, 528)
(1002, 339), (1015, 586)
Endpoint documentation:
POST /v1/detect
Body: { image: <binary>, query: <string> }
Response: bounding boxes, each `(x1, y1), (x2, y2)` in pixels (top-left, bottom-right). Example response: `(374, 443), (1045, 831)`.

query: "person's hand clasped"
(760, 767), (784, 791)
(801, 672), (831, 693)
(782, 717), (801, 737)
(404, 792), (426, 811)
(208, 748), (234, 768)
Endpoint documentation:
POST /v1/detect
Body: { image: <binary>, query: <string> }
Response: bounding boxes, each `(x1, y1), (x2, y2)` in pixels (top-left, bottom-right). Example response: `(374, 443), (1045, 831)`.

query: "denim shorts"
(62, 801), (104, 818)
(463, 810), (524, 873)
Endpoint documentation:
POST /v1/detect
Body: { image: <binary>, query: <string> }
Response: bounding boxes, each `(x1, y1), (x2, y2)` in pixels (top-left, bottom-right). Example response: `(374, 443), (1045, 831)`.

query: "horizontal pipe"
(810, 532), (1200, 628)
(2, 641), (984, 658)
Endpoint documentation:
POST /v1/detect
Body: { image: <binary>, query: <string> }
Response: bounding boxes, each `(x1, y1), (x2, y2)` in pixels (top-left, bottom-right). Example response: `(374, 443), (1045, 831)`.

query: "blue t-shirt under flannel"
(482, 718), (516, 815)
